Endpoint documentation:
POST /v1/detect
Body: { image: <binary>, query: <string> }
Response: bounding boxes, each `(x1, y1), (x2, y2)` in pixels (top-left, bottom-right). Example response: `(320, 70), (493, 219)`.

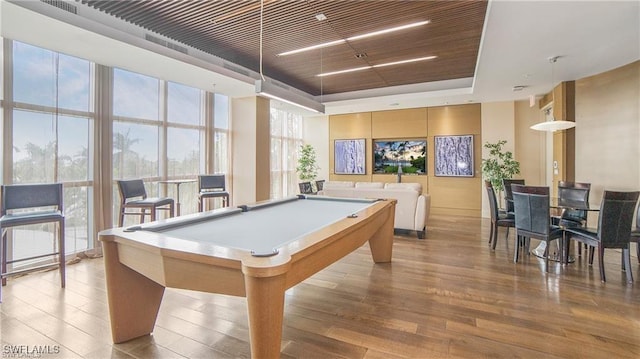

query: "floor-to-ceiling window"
(112, 70), (228, 222)
(2, 39), (231, 269)
(213, 93), (230, 175)
(7, 41), (94, 264)
(270, 106), (303, 199)
(112, 69), (160, 181)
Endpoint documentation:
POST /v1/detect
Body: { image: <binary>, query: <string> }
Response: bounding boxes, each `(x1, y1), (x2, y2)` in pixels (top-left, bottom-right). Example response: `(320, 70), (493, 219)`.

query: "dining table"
(507, 197), (600, 263)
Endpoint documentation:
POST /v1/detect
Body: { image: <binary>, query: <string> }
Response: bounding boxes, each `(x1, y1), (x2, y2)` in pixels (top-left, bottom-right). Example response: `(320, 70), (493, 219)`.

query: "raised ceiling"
(80, 0), (488, 97)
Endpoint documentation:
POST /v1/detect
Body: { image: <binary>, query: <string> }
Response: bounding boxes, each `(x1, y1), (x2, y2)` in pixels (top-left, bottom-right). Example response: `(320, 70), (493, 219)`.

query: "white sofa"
(318, 181), (430, 239)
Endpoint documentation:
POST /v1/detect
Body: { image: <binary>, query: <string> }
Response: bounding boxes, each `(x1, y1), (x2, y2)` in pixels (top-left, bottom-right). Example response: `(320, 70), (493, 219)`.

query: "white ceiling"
(1, 0), (639, 115)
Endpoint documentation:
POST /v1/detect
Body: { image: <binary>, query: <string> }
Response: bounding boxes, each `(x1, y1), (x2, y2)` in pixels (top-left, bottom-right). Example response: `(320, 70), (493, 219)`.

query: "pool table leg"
(102, 239), (165, 343)
(367, 205), (395, 263)
(243, 269), (288, 359)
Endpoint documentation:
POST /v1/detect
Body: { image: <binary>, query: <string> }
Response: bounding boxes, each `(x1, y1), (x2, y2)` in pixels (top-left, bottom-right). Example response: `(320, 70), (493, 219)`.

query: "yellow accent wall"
(231, 96), (271, 205)
(428, 105), (482, 216)
(575, 60), (640, 200)
(328, 112), (373, 182)
(329, 104), (481, 216)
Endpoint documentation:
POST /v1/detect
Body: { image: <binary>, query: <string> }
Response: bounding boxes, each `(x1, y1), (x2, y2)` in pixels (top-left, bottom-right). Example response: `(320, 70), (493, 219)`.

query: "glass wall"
(10, 42), (93, 259)
(112, 69), (164, 177)
(2, 39), (231, 269)
(111, 70), (227, 221)
(270, 107), (303, 199)
(213, 93), (230, 174)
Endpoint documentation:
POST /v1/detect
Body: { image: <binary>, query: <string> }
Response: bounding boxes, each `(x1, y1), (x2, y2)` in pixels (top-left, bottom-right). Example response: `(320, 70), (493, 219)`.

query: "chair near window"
(564, 190), (639, 283)
(198, 174), (229, 212)
(485, 181), (515, 250)
(511, 184), (564, 272)
(0, 183), (66, 300)
(117, 179), (174, 227)
(315, 180), (325, 192)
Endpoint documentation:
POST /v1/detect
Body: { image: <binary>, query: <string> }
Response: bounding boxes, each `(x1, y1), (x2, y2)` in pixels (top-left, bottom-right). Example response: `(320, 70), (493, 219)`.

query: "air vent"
(166, 42), (188, 54)
(272, 81), (290, 90)
(222, 62), (250, 77)
(144, 34), (188, 54)
(41, 0), (77, 14)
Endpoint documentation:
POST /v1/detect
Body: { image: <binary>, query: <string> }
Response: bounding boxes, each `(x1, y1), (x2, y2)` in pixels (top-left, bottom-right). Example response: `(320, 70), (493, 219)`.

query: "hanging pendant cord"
(549, 56), (558, 121)
(259, 0), (265, 81)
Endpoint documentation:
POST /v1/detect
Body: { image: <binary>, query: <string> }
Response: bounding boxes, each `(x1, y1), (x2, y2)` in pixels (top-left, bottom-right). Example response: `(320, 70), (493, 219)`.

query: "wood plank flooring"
(1, 214), (640, 358)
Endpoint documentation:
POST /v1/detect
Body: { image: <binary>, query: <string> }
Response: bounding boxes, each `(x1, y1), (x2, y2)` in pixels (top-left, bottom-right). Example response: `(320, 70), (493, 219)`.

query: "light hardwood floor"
(1, 214), (639, 358)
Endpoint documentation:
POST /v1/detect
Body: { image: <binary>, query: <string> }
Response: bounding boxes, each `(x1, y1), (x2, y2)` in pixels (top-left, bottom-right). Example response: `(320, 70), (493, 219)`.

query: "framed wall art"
(334, 139), (366, 174)
(434, 135), (474, 177)
(373, 139), (426, 175)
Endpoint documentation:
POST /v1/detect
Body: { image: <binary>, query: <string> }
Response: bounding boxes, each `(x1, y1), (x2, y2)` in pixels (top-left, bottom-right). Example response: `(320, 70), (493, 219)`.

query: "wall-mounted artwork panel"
(434, 135), (474, 177)
(334, 139), (366, 175)
(373, 139), (427, 175)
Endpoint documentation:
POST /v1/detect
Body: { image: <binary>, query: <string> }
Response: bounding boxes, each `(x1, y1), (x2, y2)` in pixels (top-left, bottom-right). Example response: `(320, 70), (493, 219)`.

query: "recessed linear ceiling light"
(317, 56), (437, 77)
(277, 20), (430, 56)
(348, 20), (430, 41)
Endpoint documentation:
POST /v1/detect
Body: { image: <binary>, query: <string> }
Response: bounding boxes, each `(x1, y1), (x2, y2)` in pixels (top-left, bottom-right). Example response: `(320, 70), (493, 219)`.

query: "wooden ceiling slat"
(81, 0), (488, 96)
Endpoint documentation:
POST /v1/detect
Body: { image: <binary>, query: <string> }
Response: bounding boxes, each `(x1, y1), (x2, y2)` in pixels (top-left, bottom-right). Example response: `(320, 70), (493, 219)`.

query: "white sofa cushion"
(384, 182), (422, 193)
(323, 181), (354, 189)
(355, 188), (421, 231)
(355, 182), (384, 189)
(319, 183), (430, 238)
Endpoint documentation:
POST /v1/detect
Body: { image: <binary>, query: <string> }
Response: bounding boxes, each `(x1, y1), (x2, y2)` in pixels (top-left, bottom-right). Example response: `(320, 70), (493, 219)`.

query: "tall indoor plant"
(481, 140), (521, 196)
(296, 144), (319, 191)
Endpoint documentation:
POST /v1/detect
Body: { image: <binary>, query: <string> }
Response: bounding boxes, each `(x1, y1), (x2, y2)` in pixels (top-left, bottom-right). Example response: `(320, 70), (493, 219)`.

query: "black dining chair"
(555, 181), (592, 256)
(1, 183), (66, 300)
(502, 178), (525, 215)
(555, 181), (591, 228)
(564, 190), (639, 283)
(511, 184), (564, 272)
(117, 179), (175, 226)
(198, 174), (230, 212)
(298, 182), (315, 195)
(315, 180), (325, 192)
(630, 199), (640, 264)
(485, 181), (515, 250)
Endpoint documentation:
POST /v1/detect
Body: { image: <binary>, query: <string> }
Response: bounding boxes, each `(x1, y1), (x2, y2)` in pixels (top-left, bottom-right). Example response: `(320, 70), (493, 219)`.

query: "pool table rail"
(99, 196), (396, 358)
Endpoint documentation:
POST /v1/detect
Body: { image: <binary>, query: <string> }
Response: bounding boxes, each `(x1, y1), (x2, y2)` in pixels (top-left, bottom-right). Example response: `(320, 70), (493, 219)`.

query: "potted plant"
(296, 144), (319, 193)
(481, 140), (521, 199)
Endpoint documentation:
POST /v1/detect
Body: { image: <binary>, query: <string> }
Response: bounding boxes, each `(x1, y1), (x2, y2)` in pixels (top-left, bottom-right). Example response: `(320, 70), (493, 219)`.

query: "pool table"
(99, 195), (396, 358)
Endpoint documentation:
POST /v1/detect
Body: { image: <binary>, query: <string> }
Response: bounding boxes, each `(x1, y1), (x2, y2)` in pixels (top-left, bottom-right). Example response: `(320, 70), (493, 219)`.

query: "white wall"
(303, 115), (330, 182)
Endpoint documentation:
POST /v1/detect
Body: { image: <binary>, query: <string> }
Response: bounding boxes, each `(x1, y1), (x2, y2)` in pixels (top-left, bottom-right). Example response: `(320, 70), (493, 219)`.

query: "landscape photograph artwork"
(373, 139), (426, 174)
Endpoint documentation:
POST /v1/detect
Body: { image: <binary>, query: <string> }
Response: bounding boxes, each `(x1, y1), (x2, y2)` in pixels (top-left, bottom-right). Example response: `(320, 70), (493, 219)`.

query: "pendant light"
(530, 56), (576, 132)
(254, 0), (325, 113)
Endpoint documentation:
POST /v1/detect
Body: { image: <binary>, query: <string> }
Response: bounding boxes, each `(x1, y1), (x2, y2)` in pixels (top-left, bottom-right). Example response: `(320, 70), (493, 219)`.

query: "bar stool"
(117, 179), (174, 227)
(198, 174), (229, 211)
(1, 183), (66, 300)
